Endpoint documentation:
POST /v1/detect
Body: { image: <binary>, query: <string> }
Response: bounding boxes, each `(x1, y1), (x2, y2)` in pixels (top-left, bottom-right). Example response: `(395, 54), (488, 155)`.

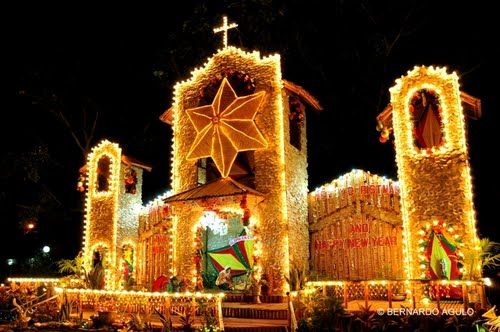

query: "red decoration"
(125, 168), (138, 194)
(77, 171), (87, 192)
(240, 194), (251, 226)
(410, 88), (443, 149)
(163, 205), (171, 217)
(240, 194), (247, 209)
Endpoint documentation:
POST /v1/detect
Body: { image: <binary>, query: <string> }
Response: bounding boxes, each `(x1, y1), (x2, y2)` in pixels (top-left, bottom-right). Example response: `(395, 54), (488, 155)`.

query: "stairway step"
(222, 307), (288, 319)
(223, 294), (287, 303)
(222, 302), (288, 320)
(223, 327), (288, 332)
(224, 293), (245, 302)
(223, 317), (289, 332)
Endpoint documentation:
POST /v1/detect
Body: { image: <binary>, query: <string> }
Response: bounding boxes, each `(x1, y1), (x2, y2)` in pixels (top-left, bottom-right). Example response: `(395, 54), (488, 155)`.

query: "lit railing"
(300, 279), (488, 310)
(56, 288), (225, 330)
(8, 277), (61, 284)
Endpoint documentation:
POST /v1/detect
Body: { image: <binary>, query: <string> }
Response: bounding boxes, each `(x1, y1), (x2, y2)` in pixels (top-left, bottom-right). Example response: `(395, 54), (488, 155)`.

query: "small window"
(198, 158), (222, 185)
(409, 88), (444, 150)
(229, 151), (256, 189)
(289, 95), (305, 150)
(96, 156), (111, 192)
(197, 158), (207, 185)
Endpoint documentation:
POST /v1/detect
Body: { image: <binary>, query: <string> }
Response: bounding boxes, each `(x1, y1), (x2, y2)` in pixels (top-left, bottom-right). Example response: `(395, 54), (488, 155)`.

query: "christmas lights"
(389, 66), (480, 280)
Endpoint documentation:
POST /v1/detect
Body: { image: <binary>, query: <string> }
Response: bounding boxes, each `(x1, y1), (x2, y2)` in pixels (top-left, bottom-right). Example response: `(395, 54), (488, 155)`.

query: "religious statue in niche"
(88, 250), (106, 289)
(121, 244), (134, 289)
(96, 156), (110, 192)
(409, 88), (443, 149)
(124, 168), (138, 194)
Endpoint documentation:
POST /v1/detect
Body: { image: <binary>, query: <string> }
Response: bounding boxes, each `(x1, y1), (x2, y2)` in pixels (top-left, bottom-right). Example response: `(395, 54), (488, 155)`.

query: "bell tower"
(162, 17), (314, 294)
(82, 139), (147, 289)
(389, 66), (480, 281)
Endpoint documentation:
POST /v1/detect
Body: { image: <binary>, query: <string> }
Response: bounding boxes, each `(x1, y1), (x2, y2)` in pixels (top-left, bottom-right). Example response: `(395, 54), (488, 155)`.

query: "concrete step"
(223, 293), (286, 303)
(223, 317), (289, 332)
(222, 303), (288, 319)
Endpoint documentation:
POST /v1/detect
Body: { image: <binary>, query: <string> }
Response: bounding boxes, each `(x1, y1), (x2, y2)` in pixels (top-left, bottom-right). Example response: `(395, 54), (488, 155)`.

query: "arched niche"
(96, 155), (111, 192)
(409, 88), (444, 150)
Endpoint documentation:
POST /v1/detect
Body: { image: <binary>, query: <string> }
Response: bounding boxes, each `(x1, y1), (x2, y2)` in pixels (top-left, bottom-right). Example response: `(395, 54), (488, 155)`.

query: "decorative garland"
(240, 194), (251, 226)
(377, 124), (391, 144)
(410, 88), (441, 117)
(77, 170), (87, 193)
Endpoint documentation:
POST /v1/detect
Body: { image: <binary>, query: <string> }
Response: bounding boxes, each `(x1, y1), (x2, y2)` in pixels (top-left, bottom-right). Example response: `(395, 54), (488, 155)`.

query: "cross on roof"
(213, 16), (238, 48)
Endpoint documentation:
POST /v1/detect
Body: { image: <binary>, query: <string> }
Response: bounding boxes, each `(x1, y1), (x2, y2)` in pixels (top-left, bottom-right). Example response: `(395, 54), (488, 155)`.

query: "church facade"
(80, 37), (481, 296)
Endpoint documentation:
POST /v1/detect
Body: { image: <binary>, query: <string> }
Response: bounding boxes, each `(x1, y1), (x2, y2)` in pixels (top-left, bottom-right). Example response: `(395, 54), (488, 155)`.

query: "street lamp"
(42, 245), (51, 254)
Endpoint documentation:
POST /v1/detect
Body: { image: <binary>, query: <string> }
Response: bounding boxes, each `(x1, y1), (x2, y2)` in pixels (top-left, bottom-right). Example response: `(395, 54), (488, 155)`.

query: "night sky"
(2, 1), (493, 279)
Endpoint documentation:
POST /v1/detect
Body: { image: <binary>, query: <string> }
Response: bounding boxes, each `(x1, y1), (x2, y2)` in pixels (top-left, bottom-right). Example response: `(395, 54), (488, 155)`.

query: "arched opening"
(196, 210), (254, 291)
(96, 156), (111, 192)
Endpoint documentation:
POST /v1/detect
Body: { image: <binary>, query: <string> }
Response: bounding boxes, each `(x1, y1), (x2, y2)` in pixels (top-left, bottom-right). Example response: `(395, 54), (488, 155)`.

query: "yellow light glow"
(389, 66), (480, 280)
(309, 169), (402, 280)
(57, 287), (224, 299)
(213, 16), (238, 49)
(8, 278), (60, 283)
(304, 279), (483, 299)
(184, 78), (267, 178)
(305, 281), (345, 287)
(82, 140), (122, 289)
(170, 46), (291, 294)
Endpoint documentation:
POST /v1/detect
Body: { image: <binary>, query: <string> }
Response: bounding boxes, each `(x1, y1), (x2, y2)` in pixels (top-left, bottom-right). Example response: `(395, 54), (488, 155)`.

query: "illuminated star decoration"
(186, 77), (267, 178)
